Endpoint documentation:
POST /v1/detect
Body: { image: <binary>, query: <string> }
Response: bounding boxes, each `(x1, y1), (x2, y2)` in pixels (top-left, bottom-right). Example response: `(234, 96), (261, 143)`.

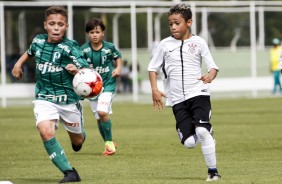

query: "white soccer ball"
(73, 68), (103, 98)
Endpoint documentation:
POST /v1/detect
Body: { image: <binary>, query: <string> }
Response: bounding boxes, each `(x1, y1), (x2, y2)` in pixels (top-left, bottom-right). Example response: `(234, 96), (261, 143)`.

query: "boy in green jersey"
(80, 18), (122, 156)
(12, 6), (89, 183)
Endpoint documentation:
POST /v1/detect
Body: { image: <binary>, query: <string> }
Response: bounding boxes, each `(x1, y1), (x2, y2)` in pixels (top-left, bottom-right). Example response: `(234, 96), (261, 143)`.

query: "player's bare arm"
(112, 58), (122, 77)
(149, 71), (166, 111)
(198, 68), (218, 84)
(12, 52), (29, 80)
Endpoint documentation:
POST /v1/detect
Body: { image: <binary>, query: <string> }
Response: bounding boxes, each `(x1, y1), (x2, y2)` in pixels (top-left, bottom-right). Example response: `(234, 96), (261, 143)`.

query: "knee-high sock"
(43, 137), (72, 172)
(100, 119), (112, 141)
(196, 127), (217, 168)
(98, 122), (105, 141)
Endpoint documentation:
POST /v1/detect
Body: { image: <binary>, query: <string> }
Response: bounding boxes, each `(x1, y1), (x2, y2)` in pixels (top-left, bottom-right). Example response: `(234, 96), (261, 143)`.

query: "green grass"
(1, 97), (282, 184)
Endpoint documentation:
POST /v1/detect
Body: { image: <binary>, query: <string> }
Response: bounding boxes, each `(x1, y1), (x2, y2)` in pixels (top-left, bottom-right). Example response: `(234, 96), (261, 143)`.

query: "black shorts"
(172, 95), (212, 144)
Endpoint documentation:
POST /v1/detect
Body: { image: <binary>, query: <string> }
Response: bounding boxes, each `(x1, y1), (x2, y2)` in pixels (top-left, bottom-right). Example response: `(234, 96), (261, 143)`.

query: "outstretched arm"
(12, 52), (29, 80)
(149, 71), (166, 111)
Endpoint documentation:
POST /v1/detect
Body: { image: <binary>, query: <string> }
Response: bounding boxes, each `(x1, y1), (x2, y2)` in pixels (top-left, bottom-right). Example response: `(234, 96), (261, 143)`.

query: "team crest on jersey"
(187, 43), (197, 54)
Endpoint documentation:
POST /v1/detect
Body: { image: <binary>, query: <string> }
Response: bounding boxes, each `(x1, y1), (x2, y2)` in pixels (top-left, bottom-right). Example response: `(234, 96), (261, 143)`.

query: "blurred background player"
(148, 4), (221, 181)
(120, 59), (131, 93)
(81, 18), (122, 156)
(269, 38), (282, 95)
(11, 6), (89, 183)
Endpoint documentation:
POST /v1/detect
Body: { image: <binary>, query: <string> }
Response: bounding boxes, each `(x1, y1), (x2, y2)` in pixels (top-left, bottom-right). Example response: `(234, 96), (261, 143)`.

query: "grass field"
(1, 97), (282, 184)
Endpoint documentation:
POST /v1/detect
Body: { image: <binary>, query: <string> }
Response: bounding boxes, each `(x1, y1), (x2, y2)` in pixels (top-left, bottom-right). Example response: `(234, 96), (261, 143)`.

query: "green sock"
(101, 119), (112, 141)
(82, 129), (86, 142)
(43, 137), (72, 172)
(98, 122), (105, 141)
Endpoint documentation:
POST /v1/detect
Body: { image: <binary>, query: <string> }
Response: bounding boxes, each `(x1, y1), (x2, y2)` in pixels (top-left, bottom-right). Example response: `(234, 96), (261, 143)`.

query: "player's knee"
(184, 136), (197, 149)
(97, 111), (108, 117)
(195, 127), (210, 140)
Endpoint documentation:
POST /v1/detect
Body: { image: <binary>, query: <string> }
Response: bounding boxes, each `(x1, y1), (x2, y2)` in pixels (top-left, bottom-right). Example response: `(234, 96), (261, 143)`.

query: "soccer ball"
(73, 68), (103, 98)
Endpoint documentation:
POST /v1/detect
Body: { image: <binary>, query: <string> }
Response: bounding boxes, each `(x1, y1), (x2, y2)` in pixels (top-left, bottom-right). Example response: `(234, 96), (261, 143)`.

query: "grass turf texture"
(1, 97), (282, 184)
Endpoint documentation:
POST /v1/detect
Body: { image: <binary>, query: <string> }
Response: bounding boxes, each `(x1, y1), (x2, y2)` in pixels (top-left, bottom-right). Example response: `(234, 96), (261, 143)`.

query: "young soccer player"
(12, 6), (89, 183)
(80, 18), (122, 156)
(148, 4), (221, 181)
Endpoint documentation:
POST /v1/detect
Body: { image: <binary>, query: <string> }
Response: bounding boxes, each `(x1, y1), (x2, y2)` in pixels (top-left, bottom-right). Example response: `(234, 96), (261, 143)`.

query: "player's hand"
(11, 64), (23, 80)
(198, 74), (213, 84)
(66, 64), (78, 75)
(112, 68), (121, 78)
(152, 89), (166, 111)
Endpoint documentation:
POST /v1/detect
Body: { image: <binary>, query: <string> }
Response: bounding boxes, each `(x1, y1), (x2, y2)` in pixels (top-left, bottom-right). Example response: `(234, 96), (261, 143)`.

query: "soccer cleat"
(72, 144), (82, 152)
(59, 167), (81, 183)
(206, 173), (221, 181)
(102, 141), (116, 156)
(206, 168), (221, 182)
(113, 141), (117, 149)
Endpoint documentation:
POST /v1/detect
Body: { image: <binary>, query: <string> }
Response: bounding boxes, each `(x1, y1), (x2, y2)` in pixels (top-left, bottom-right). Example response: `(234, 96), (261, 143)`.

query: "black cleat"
(59, 167), (81, 183)
(72, 144), (82, 152)
(206, 168), (221, 181)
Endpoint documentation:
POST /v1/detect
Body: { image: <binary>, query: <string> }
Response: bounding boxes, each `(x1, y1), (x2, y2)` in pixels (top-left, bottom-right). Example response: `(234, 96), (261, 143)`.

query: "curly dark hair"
(167, 4), (192, 21)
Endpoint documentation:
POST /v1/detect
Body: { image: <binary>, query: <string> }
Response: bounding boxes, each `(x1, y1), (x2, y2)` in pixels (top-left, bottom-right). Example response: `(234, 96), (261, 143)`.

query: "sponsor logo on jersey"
(33, 38), (45, 44)
(82, 47), (91, 53)
(58, 44), (70, 53)
(37, 94), (68, 103)
(102, 48), (111, 54)
(95, 66), (110, 74)
(70, 56), (82, 68)
(37, 62), (63, 74)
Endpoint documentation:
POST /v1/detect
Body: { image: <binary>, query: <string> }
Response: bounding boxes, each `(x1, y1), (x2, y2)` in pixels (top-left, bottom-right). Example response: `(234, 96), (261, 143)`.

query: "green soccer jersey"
(27, 34), (89, 104)
(80, 41), (121, 93)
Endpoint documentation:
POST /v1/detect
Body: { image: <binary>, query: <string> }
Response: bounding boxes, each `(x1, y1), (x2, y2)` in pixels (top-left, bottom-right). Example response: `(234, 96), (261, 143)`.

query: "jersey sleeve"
(112, 45), (122, 59)
(147, 42), (165, 73)
(27, 34), (45, 56)
(69, 44), (90, 69)
(200, 39), (219, 72)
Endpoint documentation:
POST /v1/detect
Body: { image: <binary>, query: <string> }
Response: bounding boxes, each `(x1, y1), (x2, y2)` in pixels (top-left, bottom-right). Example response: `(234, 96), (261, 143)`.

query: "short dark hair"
(167, 4), (192, 21)
(85, 18), (106, 33)
(45, 6), (68, 21)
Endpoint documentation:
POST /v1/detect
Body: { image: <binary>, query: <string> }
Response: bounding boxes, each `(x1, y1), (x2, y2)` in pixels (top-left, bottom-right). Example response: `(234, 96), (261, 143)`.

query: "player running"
(12, 6), (89, 183)
(80, 18), (122, 156)
(148, 4), (221, 181)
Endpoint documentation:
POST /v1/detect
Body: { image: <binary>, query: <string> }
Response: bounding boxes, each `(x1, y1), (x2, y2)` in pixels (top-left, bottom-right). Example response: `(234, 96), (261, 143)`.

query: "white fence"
(1, 1), (282, 107)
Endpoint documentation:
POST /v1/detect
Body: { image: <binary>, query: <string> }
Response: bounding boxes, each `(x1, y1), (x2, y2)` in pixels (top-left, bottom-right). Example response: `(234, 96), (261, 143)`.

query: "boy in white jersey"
(148, 4), (221, 181)
(80, 18), (122, 156)
(12, 6), (89, 183)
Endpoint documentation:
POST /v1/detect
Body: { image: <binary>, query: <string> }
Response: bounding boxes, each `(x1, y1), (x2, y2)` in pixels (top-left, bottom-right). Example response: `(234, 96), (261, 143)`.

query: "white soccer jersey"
(148, 35), (219, 106)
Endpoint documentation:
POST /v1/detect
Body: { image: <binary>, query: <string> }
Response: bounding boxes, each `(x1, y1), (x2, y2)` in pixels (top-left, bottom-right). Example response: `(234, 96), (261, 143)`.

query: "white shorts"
(33, 100), (84, 134)
(89, 92), (115, 120)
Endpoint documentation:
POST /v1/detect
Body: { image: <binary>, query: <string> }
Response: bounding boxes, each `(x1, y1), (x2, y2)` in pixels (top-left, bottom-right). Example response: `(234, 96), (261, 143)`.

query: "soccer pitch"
(1, 97), (282, 183)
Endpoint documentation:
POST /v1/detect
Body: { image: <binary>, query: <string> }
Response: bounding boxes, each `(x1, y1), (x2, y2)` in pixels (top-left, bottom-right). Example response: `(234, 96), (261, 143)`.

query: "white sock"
(196, 127), (217, 168)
